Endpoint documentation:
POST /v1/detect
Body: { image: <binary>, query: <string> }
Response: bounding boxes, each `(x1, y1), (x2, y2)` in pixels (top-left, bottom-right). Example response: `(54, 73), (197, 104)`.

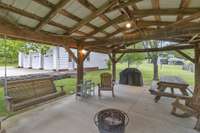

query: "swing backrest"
(6, 77), (56, 103)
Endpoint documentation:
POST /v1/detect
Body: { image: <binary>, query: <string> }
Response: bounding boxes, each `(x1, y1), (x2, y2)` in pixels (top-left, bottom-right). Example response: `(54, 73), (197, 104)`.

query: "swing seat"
(5, 77), (65, 112)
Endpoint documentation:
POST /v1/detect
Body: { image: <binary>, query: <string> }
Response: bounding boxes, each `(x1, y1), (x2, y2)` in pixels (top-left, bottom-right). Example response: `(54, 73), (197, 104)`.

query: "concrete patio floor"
(3, 85), (198, 133)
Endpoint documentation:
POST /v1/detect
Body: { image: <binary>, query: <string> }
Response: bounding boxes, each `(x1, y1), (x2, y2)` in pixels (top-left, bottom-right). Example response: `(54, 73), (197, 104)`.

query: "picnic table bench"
(149, 76), (193, 102)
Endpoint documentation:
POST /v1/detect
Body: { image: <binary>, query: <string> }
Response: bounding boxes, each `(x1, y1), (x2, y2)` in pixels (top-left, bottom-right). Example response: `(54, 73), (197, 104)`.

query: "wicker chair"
(98, 73), (115, 97)
(171, 86), (200, 131)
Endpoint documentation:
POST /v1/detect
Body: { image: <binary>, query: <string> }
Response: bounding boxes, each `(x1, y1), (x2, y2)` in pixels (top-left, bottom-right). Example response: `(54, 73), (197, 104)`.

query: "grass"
(0, 63), (194, 116)
(54, 63), (194, 94)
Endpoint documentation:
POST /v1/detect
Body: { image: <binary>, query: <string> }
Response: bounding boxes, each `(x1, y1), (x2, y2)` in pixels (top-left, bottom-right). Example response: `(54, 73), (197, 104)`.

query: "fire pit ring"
(94, 108), (129, 133)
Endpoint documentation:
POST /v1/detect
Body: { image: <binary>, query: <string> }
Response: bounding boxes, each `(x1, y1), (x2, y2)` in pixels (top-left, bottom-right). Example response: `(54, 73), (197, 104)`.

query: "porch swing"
(2, 37), (66, 112)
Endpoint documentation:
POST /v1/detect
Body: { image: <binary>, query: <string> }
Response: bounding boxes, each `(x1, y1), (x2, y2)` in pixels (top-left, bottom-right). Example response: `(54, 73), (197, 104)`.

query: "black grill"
(94, 109), (129, 133)
(119, 68), (143, 86)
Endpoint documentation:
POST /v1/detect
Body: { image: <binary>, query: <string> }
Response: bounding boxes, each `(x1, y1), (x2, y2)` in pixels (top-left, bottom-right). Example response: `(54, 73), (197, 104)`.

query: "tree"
(143, 40), (161, 80)
(33, 43), (50, 69)
(0, 39), (26, 64)
(120, 42), (146, 68)
(20, 43), (50, 69)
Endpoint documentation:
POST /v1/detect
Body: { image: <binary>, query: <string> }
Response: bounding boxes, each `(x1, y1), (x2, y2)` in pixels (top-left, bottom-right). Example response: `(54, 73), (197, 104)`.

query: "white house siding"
(32, 53), (40, 69)
(18, 52), (23, 67)
(43, 49), (54, 70)
(58, 47), (69, 70)
(83, 52), (108, 69)
(19, 46), (108, 70)
(23, 54), (32, 68)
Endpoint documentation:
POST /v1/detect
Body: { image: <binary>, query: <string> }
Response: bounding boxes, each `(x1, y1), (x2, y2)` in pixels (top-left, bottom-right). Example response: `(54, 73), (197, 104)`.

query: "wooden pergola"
(0, 0), (200, 95)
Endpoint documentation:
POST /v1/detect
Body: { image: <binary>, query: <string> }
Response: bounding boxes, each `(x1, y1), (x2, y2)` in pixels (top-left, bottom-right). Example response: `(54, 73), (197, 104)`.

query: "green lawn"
(0, 63), (194, 116)
(54, 63), (194, 94)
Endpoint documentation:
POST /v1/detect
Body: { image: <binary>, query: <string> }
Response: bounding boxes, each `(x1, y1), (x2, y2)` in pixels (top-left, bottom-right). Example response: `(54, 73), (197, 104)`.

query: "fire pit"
(94, 109), (129, 133)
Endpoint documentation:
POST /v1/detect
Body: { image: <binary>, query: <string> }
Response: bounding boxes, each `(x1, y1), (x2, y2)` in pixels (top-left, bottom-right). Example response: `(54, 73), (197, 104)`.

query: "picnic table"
(149, 76), (193, 102)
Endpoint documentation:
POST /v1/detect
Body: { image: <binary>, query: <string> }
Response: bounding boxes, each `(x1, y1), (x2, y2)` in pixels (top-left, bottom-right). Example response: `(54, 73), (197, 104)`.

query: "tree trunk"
(128, 59), (130, 68)
(152, 55), (159, 80)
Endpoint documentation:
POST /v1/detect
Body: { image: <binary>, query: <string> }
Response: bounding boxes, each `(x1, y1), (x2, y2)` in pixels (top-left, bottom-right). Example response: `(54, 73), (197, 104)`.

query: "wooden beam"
(0, 2), (42, 21)
(85, 20), (200, 46)
(177, 0), (191, 21)
(105, 0), (143, 13)
(76, 45), (84, 93)
(64, 46), (78, 63)
(117, 44), (195, 53)
(108, 53), (117, 81)
(0, 2), (72, 34)
(33, 0), (55, 8)
(176, 50), (195, 63)
(0, 17), (77, 47)
(115, 53), (125, 63)
(59, 9), (106, 35)
(69, 0), (118, 34)
(60, 9), (81, 22)
(128, 8), (200, 16)
(169, 11), (200, 27)
(188, 34), (200, 43)
(194, 45), (200, 88)
(83, 51), (91, 61)
(151, 0), (161, 24)
(87, 15), (128, 36)
(78, 0), (118, 31)
(35, 0), (71, 31)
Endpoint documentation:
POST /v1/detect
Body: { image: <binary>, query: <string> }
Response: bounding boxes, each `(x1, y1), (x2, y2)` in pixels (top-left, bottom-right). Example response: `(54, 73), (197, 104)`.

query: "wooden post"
(109, 53), (116, 81)
(64, 45), (90, 94)
(77, 45), (84, 93)
(112, 58), (116, 81)
(194, 44), (200, 131)
(194, 45), (200, 92)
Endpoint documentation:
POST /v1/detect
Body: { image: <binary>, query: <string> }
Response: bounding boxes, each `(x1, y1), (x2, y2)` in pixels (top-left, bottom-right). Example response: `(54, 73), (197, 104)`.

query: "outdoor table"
(154, 76), (190, 102)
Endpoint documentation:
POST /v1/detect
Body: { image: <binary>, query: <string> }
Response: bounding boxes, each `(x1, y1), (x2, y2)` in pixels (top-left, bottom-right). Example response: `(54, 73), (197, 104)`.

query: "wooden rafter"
(85, 12), (200, 46)
(86, 23), (200, 46)
(60, 9), (82, 22)
(129, 8), (200, 16)
(64, 46), (78, 63)
(83, 51), (91, 61)
(168, 11), (200, 27)
(177, 0), (191, 21)
(77, 0), (120, 36)
(105, 0), (142, 13)
(0, 17), (77, 47)
(151, 0), (161, 24)
(87, 15), (127, 36)
(188, 34), (200, 43)
(0, 2), (42, 21)
(0, 2), (72, 34)
(108, 53), (125, 63)
(176, 50), (195, 63)
(33, 0), (55, 8)
(69, 0), (119, 34)
(117, 44), (195, 53)
(35, 0), (71, 31)
(115, 53), (125, 63)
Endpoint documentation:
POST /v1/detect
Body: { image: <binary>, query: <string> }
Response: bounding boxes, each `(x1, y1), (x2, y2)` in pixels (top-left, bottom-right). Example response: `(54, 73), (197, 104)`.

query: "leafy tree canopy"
(120, 42), (146, 67)
(0, 39), (51, 64)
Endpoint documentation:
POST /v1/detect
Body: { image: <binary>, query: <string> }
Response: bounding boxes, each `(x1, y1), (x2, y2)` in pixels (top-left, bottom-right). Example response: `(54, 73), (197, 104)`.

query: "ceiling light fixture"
(126, 23), (131, 28)
(80, 49), (87, 54)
